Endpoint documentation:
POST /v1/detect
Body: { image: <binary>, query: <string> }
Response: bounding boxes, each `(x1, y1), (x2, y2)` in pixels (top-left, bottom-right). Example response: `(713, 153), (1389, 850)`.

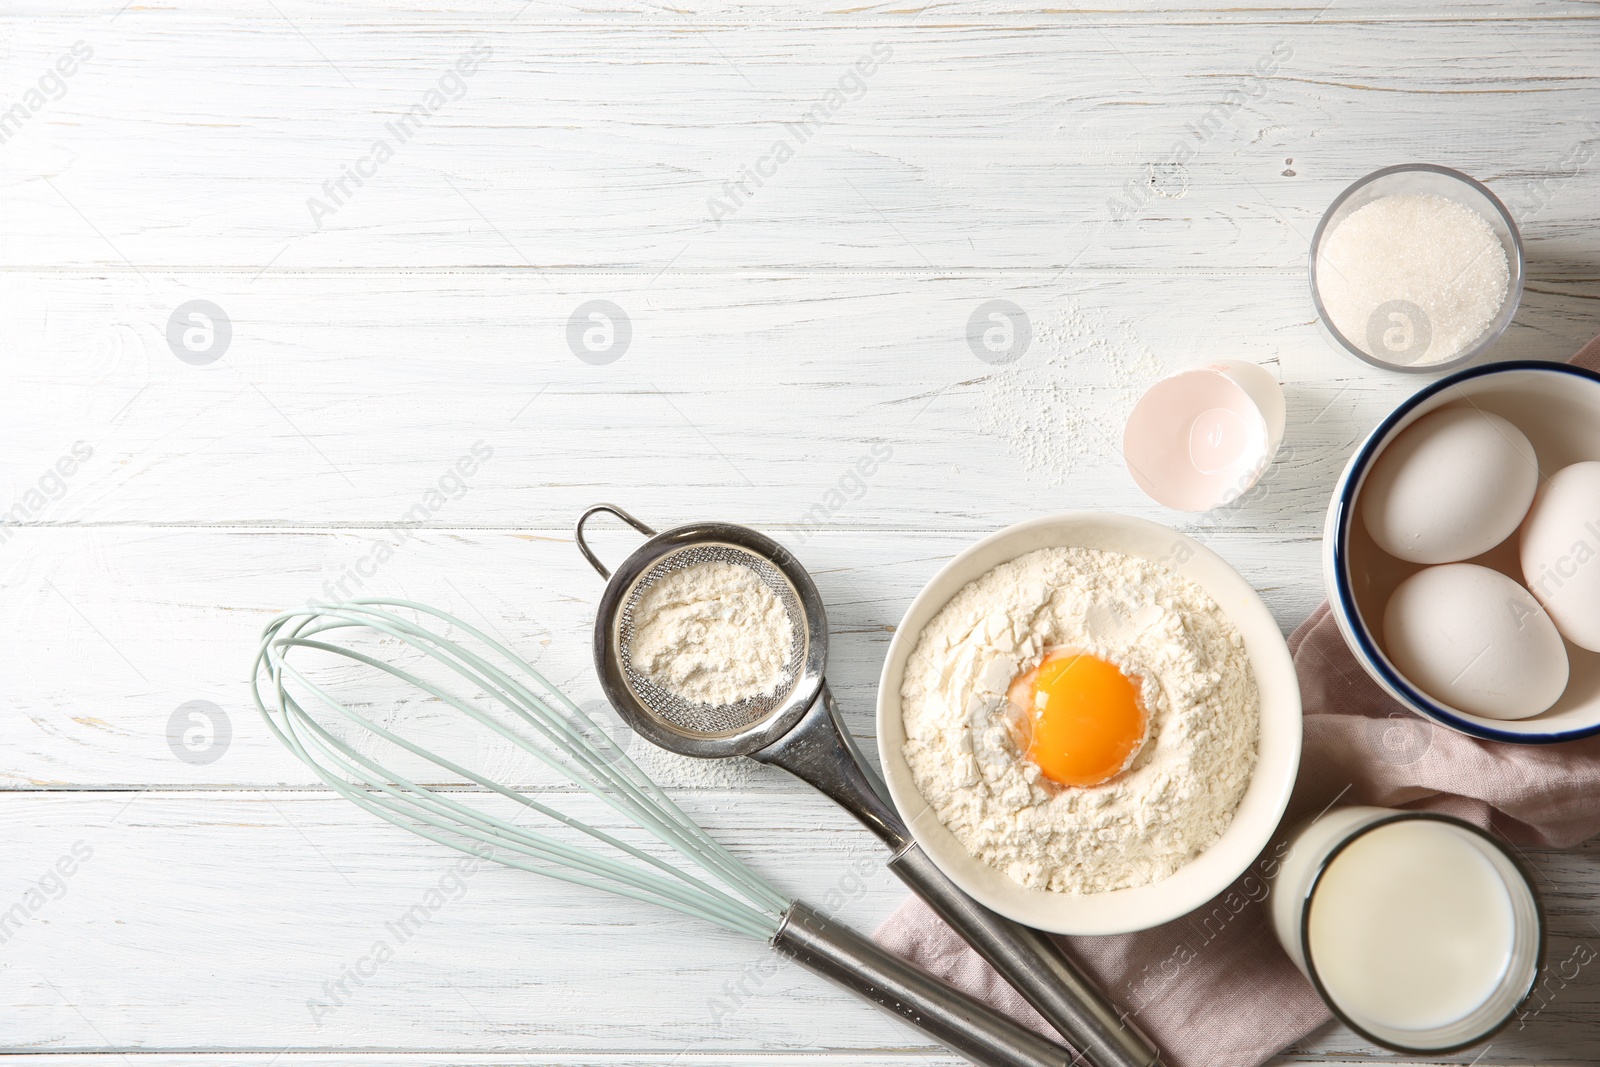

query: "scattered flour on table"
(631, 745), (756, 789)
(628, 560), (795, 706)
(979, 301), (1162, 486)
(900, 546), (1259, 894)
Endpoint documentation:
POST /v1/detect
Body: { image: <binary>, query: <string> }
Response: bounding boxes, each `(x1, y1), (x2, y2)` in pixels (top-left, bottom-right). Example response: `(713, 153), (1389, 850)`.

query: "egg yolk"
(1007, 651), (1147, 788)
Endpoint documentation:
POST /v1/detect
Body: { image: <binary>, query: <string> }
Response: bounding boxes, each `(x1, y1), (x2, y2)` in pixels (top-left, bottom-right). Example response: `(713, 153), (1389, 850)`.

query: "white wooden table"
(4, 2), (1599, 1063)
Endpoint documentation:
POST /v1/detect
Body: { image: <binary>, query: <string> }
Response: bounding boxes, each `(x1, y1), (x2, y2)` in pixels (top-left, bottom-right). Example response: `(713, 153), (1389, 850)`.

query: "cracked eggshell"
(1382, 563), (1569, 720)
(1520, 460), (1600, 653)
(1361, 407), (1539, 564)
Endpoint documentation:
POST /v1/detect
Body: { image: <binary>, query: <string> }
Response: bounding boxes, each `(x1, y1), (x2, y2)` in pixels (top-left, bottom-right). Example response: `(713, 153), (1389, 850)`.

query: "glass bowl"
(1309, 164), (1524, 374)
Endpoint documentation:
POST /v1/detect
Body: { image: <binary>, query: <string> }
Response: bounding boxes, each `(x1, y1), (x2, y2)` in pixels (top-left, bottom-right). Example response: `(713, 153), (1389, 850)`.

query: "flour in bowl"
(900, 546), (1259, 894)
(628, 560), (794, 706)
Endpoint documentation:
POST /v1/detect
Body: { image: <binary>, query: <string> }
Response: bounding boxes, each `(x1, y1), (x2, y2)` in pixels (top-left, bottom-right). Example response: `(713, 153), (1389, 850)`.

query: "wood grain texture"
(0, 525), (1333, 788)
(4, 271), (1597, 530)
(4, 0), (1599, 1064)
(0, 791), (1597, 1061)
(3, 16), (1598, 273)
(17, 0), (1600, 17)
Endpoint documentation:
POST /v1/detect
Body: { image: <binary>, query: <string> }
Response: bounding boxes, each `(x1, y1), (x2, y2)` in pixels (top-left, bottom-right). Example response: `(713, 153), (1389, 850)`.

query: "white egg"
(1520, 461), (1600, 652)
(1383, 563), (1568, 720)
(1361, 407), (1539, 564)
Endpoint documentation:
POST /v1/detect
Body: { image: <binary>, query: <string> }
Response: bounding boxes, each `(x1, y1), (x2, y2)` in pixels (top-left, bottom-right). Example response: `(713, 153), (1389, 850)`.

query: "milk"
(1306, 819), (1514, 1030)
(1268, 806), (1541, 1052)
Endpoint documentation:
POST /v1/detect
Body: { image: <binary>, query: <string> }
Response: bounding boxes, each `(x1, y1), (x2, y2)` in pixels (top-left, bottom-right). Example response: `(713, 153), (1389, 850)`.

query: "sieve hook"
(575, 504), (657, 579)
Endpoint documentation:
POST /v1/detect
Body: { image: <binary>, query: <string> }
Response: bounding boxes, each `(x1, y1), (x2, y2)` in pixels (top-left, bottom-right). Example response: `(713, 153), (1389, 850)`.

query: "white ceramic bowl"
(1325, 361), (1600, 743)
(876, 512), (1303, 935)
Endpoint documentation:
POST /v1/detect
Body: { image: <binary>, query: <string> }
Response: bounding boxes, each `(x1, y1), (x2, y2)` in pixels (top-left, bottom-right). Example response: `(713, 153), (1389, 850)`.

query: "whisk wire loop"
(252, 599), (786, 938)
(336, 599), (789, 912)
(272, 638), (768, 926)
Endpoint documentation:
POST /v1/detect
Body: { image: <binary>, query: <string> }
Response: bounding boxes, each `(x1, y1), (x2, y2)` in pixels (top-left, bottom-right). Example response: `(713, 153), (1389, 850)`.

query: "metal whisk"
(251, 598), (1073, 1067)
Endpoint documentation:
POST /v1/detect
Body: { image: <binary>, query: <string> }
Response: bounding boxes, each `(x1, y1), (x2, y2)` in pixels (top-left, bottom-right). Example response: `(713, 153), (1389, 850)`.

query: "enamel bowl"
(1325, 360), (1600, 743)
(876, 512), (1302, 935)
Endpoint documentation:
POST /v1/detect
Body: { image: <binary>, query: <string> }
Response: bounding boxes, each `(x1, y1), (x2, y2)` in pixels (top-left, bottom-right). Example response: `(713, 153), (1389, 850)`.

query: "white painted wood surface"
(3, 1), (1599, 1063)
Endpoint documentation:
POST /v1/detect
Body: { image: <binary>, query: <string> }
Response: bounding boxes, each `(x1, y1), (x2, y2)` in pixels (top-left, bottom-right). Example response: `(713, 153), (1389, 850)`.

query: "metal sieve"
(580, 505), (834, 763)
(577, 505), (1161, 1067)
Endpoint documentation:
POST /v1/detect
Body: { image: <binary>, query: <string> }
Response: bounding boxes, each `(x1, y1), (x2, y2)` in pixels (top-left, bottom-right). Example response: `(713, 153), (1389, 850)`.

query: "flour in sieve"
(628, 560), (795, 706)
(900, 546), (1259, 894)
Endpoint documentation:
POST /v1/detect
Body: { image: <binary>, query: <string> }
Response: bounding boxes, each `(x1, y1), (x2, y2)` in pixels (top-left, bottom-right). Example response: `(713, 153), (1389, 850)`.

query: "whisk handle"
(888, 845), (1161, 1067)
(773, 902), (1072, 1067)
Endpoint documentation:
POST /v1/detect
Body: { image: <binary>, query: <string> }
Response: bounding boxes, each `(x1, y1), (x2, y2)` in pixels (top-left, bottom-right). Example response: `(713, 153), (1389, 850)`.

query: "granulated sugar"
(1316, 193), (1509, 367)
(979, 301), (1161, 485)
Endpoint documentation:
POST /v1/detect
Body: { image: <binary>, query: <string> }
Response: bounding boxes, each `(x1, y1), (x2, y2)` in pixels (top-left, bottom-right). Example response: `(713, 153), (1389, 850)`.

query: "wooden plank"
(0, 790), (1595, 1060)
(2, 18), (1596, 272)
(0, 525), (1327, 788)
(0, 790), (924, 1052)
(0, 1058), (1557, 1067)
(6, 271), (1597, 530)
(0, 1057), (1575, 1067)
(12, 1), (1600, 19)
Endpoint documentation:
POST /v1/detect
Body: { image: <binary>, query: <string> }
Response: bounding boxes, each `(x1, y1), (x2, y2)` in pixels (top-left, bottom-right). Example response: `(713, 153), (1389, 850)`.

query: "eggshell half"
(1361, 407), (1539, 564)
(1383, 563), (1569, 720)
(1521, 460), (1600, 653)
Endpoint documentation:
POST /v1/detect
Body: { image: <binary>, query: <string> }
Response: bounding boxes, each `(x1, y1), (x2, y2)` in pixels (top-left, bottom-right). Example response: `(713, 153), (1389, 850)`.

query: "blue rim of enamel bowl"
(1332, 359), (1600, 744)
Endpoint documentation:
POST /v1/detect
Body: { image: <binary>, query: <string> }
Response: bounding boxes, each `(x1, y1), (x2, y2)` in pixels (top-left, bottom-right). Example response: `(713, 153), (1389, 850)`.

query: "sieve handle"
(575, 504), (657, 579)
(773, 901), (1072, 1067)
(751, 686), (911, 849)
(887, 845), (1161, 1067)
(752, 689), (1160, 1067)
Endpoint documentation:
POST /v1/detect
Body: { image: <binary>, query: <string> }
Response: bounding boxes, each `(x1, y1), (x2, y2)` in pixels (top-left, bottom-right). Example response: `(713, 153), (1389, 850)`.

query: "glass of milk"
(1269, 806), (1544, 1053)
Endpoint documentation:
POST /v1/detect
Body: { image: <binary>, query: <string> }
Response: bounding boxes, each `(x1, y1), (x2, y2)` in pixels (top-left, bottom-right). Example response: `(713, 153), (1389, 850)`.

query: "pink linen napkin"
(874, 335), (1600, 1066)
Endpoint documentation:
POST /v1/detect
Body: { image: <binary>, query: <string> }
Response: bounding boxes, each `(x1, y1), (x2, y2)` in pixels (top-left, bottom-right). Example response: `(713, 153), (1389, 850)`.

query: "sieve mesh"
(616, 544), (807, 736)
